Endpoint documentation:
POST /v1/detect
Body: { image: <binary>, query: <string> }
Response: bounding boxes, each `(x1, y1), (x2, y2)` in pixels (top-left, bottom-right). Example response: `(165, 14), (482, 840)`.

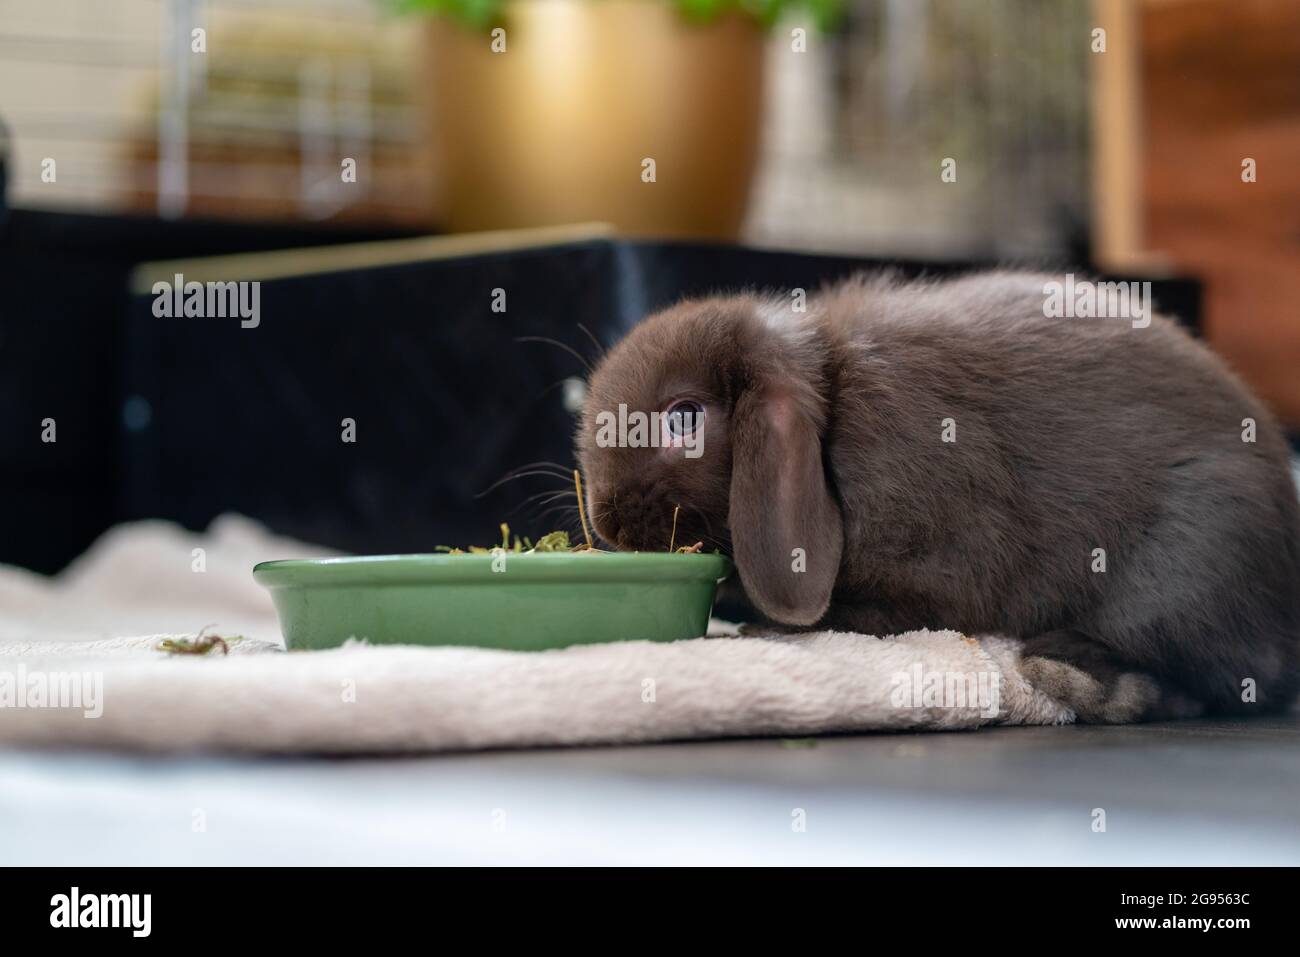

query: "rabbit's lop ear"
(728, 383), (843, 626)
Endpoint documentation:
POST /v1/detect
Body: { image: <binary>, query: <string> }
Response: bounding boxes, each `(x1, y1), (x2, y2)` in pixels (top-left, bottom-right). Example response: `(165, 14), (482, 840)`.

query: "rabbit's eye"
(665, 400), (705, 437)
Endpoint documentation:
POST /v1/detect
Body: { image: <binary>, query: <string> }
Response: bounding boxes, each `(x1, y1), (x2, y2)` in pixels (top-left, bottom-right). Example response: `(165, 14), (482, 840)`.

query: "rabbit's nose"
(593, 507), (620, 545)
(600, 511), (641, 552)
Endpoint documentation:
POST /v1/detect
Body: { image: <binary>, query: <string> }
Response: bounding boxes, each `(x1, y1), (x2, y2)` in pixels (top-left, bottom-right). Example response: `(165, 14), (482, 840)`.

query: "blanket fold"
(0, 517), (1072, 753)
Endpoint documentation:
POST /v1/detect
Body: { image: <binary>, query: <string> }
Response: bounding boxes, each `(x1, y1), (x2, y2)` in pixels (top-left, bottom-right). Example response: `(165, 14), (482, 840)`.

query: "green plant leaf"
(390, 0), (846, 32)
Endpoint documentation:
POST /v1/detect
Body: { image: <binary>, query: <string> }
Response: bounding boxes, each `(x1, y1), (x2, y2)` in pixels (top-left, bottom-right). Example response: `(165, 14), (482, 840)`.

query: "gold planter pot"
(425, 0), (766, 239)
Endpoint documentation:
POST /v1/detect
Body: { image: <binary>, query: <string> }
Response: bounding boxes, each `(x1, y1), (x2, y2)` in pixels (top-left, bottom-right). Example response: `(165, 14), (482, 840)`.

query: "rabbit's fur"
(576, 272), (1300, 720)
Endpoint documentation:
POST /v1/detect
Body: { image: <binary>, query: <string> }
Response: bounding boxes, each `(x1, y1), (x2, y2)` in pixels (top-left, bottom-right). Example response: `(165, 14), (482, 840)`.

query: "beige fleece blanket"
(0, 516), (1072, 753)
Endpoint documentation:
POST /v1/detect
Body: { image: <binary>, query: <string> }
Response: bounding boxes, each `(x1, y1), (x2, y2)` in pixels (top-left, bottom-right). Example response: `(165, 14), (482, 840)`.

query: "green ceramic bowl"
(252, 552), (733, 651)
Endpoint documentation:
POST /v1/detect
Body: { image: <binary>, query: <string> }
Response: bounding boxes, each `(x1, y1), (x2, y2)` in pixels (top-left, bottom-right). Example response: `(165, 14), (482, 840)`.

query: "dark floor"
(2, 715), (1297, 865)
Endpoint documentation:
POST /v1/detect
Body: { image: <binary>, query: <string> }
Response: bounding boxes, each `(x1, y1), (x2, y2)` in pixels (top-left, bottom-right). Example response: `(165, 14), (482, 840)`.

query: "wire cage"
(745, 0), (1092, 259)
(0, 0), (428, 224)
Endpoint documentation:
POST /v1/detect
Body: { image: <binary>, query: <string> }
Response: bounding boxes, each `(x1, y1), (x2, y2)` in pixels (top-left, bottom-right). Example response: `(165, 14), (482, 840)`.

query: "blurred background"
(0, 0), (1297, 572)
(3, 0), (1094, 250)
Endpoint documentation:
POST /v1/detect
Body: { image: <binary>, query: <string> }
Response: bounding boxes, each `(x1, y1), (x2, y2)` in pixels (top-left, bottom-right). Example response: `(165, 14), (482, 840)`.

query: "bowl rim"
(252, 551), (733, 586)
